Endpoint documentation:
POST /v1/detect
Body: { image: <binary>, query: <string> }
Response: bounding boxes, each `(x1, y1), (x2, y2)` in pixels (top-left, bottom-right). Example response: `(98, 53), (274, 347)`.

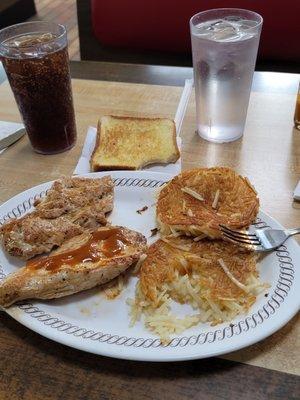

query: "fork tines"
(219, 224), (261, 246)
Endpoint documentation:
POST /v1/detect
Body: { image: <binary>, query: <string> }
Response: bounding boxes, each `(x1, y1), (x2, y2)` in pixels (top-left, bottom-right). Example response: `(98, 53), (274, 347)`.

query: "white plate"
(0, 171), (299, 362)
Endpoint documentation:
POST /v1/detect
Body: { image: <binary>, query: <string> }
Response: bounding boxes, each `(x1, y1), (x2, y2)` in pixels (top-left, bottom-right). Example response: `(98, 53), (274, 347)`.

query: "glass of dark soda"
(0, 22), (76, 154)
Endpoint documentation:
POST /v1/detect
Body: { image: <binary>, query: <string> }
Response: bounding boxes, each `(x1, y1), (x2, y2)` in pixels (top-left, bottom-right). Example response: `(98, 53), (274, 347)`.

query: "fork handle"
(285, 228), (300, 237)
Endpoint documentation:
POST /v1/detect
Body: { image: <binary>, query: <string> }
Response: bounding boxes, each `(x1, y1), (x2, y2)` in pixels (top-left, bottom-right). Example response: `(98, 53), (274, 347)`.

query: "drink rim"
(190, 8), (263, 36)
(0, 21), (66, 48)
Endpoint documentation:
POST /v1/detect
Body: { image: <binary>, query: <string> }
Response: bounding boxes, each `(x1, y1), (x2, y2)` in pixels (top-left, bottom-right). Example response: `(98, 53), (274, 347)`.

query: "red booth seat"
(91, 0), (299, 63)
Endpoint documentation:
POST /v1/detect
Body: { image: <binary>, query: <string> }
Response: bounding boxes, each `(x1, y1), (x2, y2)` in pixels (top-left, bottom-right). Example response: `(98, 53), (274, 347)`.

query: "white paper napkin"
(0, 120), (24, 154)
(73, 78), (193, 176)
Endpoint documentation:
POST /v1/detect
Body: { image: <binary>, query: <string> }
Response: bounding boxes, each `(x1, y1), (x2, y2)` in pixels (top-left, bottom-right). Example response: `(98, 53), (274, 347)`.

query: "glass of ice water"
(190, 9), (263, 143)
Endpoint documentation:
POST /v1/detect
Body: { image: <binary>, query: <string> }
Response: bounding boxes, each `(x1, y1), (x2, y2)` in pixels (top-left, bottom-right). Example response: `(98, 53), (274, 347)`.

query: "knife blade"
(0, 128), (26, 150)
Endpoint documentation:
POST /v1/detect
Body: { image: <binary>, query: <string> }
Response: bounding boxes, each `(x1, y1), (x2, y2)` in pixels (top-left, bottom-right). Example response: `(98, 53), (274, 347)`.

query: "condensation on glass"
(190, 9), (263, 143)
(0, 22), (77, 154)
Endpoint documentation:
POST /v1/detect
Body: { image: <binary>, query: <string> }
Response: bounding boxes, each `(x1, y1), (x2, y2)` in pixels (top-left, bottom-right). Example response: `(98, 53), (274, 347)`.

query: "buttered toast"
(90, 115), (180, 171)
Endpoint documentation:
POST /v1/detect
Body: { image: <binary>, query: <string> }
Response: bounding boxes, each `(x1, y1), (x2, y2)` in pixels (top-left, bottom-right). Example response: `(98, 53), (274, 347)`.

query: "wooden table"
(0, 61), (299, 399)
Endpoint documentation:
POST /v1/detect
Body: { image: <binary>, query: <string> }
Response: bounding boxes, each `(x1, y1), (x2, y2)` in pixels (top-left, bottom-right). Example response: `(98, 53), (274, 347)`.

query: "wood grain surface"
(0, 312), (299, 400)
(0, 76), (299, 398)
(0, 79), (182, 202)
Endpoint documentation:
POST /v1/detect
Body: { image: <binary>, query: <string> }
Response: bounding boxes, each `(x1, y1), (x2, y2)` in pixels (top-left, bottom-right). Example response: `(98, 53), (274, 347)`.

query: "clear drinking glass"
(0, 22), (76, 154)
(190, 9), (263, 143)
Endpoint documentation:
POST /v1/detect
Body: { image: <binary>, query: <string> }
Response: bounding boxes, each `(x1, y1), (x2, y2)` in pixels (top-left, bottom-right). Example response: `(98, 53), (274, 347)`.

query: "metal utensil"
(220, 224), (300, 252)
(0, 128), (25, 150)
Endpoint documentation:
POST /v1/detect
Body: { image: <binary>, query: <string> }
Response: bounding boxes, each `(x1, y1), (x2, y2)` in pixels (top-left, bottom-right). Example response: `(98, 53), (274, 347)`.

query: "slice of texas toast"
(90, 115), (180, 171)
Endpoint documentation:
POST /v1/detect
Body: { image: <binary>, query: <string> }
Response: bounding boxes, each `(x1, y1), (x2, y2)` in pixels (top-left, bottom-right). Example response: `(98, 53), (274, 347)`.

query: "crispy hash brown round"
(140, 237), (258, 307)
(156, 167), (259, 238)
(128, 237), (266, 340)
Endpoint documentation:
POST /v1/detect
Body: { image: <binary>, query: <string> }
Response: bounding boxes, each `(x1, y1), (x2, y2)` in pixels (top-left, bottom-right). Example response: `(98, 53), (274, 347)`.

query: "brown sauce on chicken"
(27, 228), (128, 272)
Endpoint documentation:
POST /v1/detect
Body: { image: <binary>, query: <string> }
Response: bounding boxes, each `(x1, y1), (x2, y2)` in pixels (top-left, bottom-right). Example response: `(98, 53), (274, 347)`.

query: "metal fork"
(219, 224), (300, 252)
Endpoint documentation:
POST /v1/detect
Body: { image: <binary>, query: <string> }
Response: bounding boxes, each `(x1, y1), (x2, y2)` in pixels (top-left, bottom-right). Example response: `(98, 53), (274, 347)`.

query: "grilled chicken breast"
(1, 176), (114, 259)
(0, 226), (147, 307)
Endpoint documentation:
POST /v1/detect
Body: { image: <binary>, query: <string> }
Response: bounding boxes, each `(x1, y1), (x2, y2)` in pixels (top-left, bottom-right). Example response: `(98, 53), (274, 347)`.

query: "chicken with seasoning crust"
(0, 176), (114, 259)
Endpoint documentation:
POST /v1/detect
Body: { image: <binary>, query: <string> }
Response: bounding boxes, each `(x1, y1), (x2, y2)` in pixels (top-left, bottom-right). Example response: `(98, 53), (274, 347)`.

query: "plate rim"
(0, 170), (299, 362)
